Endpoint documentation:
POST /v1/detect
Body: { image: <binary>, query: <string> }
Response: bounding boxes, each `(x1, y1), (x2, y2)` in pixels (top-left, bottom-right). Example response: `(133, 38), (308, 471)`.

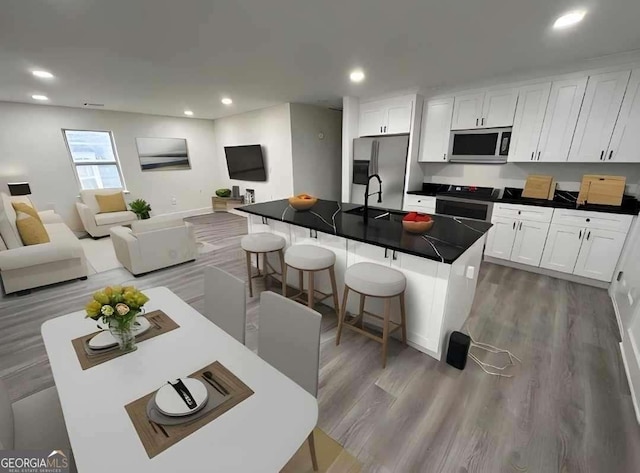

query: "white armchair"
(76, 189), (137, 237)
(110, 218), (197, 276)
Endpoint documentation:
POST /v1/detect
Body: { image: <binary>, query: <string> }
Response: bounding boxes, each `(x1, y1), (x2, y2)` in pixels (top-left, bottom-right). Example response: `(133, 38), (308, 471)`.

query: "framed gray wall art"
(136, 137), (191, 171)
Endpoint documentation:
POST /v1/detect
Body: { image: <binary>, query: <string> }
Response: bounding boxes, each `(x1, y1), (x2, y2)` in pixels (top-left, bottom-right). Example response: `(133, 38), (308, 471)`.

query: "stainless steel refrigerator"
(350, 135), (409, 210)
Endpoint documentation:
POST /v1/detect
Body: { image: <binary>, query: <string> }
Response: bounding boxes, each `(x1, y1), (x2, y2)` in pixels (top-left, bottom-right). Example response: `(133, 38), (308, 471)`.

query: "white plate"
(154, 378), (209, 417)
(88, 317), (151, 350)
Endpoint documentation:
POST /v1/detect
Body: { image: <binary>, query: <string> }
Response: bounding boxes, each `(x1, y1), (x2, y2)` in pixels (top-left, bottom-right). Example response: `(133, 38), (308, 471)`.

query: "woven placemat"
(71, 310), (179, 370)
(125, 361), (254, 458)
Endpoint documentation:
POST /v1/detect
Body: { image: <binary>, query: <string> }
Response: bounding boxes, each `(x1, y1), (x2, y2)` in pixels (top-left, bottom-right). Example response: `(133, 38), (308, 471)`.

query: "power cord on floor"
(468, 331), (522, 378)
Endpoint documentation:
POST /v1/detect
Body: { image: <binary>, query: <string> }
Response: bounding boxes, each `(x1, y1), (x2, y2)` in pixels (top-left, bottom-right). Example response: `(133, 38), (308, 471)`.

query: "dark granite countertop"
(238, 199), (492, 264)
(406, 183), (640, 215)
(498, 188), (640, 215)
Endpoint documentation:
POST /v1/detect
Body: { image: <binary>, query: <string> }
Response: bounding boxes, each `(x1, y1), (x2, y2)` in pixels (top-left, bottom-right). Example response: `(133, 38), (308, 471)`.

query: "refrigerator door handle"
(370, 141), (379, 176)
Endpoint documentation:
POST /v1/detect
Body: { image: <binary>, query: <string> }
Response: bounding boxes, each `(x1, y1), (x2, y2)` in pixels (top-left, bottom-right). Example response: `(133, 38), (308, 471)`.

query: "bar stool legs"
(244, 249), (285, 298)
(335, 287), (408, 368)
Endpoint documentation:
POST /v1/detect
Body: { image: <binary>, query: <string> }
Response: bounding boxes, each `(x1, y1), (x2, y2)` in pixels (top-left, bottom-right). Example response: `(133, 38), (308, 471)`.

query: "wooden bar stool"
(283, 244), (339, 311)
(336, 262), (407, 368)
(240, 233), (286, 298)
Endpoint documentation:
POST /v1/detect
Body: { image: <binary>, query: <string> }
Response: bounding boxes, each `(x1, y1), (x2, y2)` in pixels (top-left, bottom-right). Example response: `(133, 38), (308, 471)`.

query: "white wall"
(0, 101), (218, 232)
(212, 103), (294, 202)
(289, 104), (342, 200)
(418, 162), (640, 196)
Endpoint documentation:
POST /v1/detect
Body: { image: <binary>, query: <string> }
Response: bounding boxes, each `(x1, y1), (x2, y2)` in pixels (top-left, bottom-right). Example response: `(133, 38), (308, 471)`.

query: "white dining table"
(41, 286), (318, 473)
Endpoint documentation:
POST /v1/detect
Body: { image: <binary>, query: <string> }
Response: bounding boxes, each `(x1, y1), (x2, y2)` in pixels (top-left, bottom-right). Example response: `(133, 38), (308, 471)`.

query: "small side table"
(212, 196), (245, 212)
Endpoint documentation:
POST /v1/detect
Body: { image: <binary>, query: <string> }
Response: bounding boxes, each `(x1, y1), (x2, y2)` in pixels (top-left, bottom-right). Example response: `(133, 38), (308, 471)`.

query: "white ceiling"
(1, 0), (639, 119)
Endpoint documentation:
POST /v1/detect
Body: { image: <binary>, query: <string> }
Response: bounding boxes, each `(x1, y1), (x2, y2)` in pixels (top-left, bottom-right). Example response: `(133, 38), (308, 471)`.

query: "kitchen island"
(238, 199), (492, 360)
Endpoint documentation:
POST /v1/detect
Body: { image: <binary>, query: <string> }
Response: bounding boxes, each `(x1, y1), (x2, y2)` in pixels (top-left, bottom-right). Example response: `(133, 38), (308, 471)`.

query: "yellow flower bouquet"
(85, 286), (149, 351)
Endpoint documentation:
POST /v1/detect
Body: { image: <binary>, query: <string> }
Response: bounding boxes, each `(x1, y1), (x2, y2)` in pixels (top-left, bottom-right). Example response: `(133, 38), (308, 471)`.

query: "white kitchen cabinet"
(403, 194), (436, 214)
(481, 88), (519, 128)
(510, 220), (550, 266)
(348, 240), (391, 266)
(484, 216), (517, 259)
(508, 82), (552, 162)
(573, 228), (627, 282)
(540, 224), (582, 274)
(608, 69), (640, 163)
(290, 225), (318, 246)
(536, 77), (588, 162)
(451, 88), (517, 130)
(386, 101), (413, 134)
(568, 70), (631, 162)
(418, 98), (454, 162)
(359, 106), (387, 137)
(358, 97), (413, 136)
(451, 92), (484, 130)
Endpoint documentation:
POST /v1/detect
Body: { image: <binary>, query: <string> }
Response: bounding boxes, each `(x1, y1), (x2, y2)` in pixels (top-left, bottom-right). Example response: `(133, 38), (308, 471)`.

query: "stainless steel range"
(433, 185), (498, 222)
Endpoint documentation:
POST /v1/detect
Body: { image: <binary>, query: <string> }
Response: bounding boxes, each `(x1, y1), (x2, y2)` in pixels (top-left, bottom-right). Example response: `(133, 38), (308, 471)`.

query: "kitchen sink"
(346, 206), (407, 222)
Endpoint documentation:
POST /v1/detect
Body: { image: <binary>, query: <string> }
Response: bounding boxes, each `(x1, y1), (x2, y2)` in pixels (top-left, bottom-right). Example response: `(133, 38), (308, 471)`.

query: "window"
(63, 129), (125, 190)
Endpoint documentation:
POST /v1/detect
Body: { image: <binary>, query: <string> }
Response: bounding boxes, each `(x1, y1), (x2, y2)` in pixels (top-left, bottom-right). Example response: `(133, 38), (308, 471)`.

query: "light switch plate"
(466, 266), (475, 280)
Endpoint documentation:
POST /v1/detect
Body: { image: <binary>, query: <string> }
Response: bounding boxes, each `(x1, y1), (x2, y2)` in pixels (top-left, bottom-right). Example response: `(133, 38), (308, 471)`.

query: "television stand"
(211, 196), (245, 212)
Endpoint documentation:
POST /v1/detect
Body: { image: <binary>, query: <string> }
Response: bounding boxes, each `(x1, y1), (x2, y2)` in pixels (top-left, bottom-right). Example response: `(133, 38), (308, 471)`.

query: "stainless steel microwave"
(448, 127), (511, 164)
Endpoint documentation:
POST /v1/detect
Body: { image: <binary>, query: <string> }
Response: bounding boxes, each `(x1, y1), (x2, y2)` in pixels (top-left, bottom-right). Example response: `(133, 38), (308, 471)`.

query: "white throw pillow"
(0, 193), (23, 249)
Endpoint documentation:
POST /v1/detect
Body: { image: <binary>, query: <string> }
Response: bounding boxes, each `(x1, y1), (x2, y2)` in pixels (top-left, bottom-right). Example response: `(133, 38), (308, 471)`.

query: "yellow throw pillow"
(95, 192), (127, 213)
(12, 202), (41, 222)
(15, 208), (50, 245)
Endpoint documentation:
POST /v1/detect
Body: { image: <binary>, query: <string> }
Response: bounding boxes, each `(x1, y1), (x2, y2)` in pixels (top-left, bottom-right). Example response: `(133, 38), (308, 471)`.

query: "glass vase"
(109, 321), (138, 352)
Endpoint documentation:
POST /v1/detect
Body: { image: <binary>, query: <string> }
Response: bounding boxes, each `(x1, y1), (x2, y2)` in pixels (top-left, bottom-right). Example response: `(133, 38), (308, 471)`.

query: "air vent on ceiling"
(83, 102), (104, 107)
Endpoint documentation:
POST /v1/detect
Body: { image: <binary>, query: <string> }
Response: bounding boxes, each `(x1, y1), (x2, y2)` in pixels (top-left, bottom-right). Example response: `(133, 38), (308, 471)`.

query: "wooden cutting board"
(522, 175), (554, 199)
(577, 175), (626, 206)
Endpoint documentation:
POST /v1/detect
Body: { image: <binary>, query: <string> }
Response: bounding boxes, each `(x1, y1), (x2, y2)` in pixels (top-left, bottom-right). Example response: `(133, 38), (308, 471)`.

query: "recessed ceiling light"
(349, 69), (365, 83)
(553, 10), (587, 29)
(32, 70), (54, 79)
(31, 94), (48, 101)
(184, 110), (194, 116)
(221, 98), (233, 105)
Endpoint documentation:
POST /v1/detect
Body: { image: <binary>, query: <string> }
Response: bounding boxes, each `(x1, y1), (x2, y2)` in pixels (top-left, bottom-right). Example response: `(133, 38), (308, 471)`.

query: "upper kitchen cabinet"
(536, 77), (588, 162)
(568, 70), (631, 162)
(358, 96), (413, 136)
(418, 98), (454, 162)
(508, 82), (552, 162)
(482, 88), (519, 128)
(451, 87), (517, 130)
(607, 69), (640, 163)
(451, 92), (484, 130)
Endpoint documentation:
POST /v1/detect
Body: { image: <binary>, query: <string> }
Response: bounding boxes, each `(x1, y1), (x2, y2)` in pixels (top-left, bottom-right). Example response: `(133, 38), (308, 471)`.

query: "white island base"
(244, 214), (486, 361)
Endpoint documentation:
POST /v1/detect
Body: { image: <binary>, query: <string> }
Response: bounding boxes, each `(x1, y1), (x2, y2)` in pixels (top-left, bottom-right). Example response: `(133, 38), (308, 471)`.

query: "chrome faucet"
(363, 174), (382, 224)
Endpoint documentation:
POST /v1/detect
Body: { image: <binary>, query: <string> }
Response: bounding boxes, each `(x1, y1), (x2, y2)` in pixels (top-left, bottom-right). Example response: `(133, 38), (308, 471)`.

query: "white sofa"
(76, 188), (137, 237)
(110, 218), (197, 276)
(0, 193), (88, 294)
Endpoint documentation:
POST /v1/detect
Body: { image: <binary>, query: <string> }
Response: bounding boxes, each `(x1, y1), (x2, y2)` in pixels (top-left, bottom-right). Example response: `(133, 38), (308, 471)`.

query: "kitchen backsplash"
(419, 162), (640, 196)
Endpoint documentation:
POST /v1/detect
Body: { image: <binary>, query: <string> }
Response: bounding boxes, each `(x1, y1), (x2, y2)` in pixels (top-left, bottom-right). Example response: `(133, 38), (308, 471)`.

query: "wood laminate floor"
(1, 212), (639, 472)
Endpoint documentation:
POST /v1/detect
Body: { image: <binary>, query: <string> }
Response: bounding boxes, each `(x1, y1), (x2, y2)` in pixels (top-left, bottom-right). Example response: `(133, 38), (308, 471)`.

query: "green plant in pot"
(129, 199), (152, 220)
(215, 188), (232, 198)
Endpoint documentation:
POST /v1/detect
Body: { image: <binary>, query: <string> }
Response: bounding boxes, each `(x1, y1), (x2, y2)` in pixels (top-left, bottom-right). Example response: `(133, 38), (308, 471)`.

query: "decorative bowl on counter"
(402, 212), (433, 234)
(288, 194), (318, 211)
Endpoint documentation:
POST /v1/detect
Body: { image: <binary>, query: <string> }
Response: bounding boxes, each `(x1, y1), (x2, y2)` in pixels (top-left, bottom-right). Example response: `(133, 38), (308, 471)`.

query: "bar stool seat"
(241, 233), (286, 298)
(285, 244), (336, 270)
(337, 262), (407, 368)
(283, 244), (339, 311)
(345, 262), (406, 297)
(241, 233), (286, 253)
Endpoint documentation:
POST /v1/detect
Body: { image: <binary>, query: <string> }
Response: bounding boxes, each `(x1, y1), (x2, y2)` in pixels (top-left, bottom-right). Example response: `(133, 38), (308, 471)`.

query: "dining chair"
(204, 265), (247, 344)
(0, 380), (77, 472)
(258, 291), (322, 471)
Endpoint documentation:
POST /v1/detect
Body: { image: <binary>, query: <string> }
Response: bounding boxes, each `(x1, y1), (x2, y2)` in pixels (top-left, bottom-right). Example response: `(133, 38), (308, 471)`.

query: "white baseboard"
(483, 256), (609, 289)
(611, 293), (625, 339)
(153, 207), (212, 221)
(620, 340), (640, 425)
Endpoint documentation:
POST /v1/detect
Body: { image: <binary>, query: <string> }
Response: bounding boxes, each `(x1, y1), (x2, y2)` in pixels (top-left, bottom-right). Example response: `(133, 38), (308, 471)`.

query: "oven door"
(436, 196), (493, 221)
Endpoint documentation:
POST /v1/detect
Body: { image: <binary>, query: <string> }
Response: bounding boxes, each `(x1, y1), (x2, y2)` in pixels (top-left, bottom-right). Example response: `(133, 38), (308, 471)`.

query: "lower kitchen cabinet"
(573, 228), (627, 281)
(484, 216), (517, 260)
(510, 220), (550, 266)
(540, 224), (582, 273)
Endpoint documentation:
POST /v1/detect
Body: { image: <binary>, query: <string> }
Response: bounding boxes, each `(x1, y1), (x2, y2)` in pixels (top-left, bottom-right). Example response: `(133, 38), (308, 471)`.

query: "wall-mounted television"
(224, 145), (267, 182)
